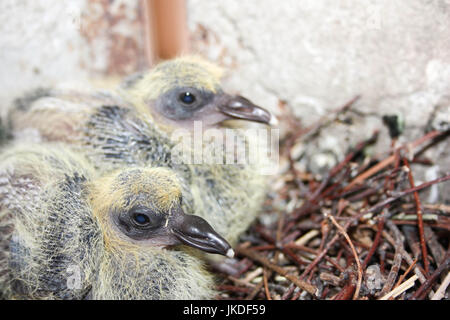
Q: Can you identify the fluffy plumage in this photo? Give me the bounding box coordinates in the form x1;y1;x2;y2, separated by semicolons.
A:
0;143;233;299
7;56;276;244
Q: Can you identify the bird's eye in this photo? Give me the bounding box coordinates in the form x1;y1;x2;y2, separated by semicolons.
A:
133;213;150;226
179;92;196;105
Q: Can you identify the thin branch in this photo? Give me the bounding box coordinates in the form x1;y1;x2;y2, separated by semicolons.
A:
403;157;429;274
431;272;450;300
379;221;404;296
379;275;418;300
411;252;450;300
327;213;362;300
236;245;318;297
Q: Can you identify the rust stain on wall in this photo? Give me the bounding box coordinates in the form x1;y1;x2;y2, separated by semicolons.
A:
189;23;237;70
80;0;148;77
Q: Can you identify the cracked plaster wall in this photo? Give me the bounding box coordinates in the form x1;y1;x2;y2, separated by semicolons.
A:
0;0;146;118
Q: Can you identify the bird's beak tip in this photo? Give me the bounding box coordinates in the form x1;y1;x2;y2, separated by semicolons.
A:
218;95;276;126
226;248;235;258
268;114;279;127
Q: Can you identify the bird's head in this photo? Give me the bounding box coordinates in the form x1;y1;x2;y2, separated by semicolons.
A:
121;56;277;132
89;167;234;257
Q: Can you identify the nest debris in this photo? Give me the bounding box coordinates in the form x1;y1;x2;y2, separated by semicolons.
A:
213;97;450;300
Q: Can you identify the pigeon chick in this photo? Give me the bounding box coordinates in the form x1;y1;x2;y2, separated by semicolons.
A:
7;56;277;244
0;143;233;299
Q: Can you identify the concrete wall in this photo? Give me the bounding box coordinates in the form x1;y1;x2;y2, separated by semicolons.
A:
187;0;449;194
188;0;450;125
0;0;146;117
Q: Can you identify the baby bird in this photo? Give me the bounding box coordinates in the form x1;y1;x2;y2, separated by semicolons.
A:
7;56;277;244
0;143;233;299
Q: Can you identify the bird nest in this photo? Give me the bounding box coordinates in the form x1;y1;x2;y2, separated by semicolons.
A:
213;97;449;300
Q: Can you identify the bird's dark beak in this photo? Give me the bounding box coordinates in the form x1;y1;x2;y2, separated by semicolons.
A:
217;94;278;126
169;207;234;257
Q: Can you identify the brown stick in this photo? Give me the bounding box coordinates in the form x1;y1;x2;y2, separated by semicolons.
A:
327;214;363;299
363;174;450;216
299;232;340;280
411;253;450;300
245;281;264;301
284;243;345;272
424;226;445;266
236;246;318;297
344;130;446;192
392;258;418;293
362;217;385;268
263;268;272;300
379;221;404;296
403;157;429;275
334;284;356;300
329;130;379;178
345;154;395;191
381;230;428;285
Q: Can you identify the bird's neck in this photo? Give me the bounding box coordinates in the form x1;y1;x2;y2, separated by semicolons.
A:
91;247;215;299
